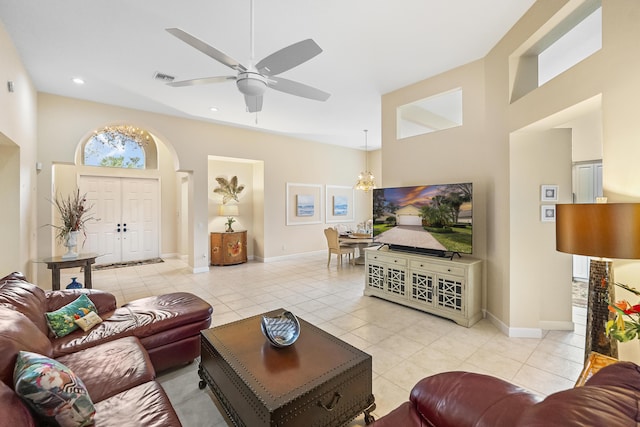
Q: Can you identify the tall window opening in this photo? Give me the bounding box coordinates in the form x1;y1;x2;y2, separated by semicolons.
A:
397;88;463;139
538;6;601;85
509;0;601;102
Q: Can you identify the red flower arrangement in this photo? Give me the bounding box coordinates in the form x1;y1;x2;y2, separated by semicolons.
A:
606;282;640;342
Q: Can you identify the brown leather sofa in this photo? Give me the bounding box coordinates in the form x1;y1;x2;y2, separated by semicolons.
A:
0;272;213;426
370;361;640;426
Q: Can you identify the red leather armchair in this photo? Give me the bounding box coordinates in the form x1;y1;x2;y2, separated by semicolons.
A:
371;362;640;426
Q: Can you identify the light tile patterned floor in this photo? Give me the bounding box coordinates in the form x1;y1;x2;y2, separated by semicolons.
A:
61;254;586;426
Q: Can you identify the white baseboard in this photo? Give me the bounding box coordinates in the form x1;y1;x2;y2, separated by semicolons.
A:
485;311;544;338
486;311;576;337
192;266;209;274
507;327;545;338
160;252;179;259
539;320;575;331
258;250;326;263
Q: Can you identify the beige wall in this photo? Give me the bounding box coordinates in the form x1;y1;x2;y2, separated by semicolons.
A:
0;20;38;279
565;109;603;162
381;0;640;333
382;58;490;312
208;157;260;260
34;93;371;276
509;129;573;333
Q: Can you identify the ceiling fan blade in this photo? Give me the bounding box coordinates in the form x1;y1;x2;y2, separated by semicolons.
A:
166;28;247;72
256;39;322;76
268;77;330;101
244;95;263;113
167;76;236;87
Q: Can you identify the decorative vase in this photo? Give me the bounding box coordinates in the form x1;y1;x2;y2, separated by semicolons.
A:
62;230;79;259
66;277;83;289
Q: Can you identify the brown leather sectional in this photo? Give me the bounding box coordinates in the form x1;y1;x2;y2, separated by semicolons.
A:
370;362;640;426
0;272;213;426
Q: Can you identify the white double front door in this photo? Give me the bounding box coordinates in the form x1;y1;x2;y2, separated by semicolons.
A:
80;176;159;265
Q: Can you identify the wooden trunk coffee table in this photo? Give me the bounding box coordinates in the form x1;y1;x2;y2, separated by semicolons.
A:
199;309;376;427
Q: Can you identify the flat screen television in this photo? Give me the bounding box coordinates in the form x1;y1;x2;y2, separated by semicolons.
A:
372;183;473;257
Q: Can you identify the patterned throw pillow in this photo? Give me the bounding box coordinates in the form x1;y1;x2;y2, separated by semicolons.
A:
74;310;103;332
13;351;95;427
45;294;97;338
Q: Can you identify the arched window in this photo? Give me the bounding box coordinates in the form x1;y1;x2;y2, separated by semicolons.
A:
84;125;151;169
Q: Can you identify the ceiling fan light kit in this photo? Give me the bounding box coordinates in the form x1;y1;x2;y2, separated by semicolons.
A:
166;0;329;113
236;72;267;97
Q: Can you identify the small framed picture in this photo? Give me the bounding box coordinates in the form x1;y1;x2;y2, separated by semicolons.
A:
541;185;558;202
541;205;556;222
286;183;322;226
325;185;355;223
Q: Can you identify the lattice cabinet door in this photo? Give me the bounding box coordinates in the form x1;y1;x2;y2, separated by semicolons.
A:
436;276;465;313
366;264;385;291
385;267;406;297
410;271;435;305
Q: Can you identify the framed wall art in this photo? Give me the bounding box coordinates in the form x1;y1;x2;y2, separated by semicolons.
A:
325;185;355;223
541;185;558;202
286;183;322;225
541;205;556;222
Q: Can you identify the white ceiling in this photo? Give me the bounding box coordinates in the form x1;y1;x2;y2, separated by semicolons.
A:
0;0;535;150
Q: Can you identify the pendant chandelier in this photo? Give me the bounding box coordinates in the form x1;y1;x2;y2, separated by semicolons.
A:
354;129;376;192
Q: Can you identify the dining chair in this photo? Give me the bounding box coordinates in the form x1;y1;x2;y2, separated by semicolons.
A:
323;227;355;266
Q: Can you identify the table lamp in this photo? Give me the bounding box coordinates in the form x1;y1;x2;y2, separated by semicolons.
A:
219;204;239;232
556;203;640;360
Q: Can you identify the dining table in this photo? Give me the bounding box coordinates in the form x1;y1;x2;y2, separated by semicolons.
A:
339;234;375;265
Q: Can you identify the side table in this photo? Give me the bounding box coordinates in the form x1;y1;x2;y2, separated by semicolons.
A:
39;253;99;291
574;351;618;387
210;231;247;266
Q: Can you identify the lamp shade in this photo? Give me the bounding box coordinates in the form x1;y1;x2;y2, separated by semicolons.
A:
218;204;239;217
556;203;640;259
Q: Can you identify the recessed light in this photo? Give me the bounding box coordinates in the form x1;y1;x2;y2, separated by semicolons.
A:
72;77;85;85
210;107;219;112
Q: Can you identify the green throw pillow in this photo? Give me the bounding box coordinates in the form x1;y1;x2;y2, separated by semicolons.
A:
13;351;95;427
45;294;97;338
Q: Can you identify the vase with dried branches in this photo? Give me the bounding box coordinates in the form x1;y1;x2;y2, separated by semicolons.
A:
50;189;94;258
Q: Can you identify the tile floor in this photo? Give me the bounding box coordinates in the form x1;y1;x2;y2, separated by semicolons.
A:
61;253;587;426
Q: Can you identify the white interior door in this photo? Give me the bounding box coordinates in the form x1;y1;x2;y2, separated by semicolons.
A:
572;161;603;281
80;176;159;264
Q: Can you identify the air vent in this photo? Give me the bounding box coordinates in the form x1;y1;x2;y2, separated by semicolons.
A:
153;72;175;82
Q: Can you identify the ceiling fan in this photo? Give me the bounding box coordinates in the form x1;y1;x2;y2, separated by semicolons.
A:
165;0;330;113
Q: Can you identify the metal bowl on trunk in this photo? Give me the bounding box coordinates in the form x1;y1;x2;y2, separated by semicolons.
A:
261;311;300;347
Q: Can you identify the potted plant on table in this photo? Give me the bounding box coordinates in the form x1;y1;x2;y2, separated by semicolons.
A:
214;176;244;233
51;189;94;259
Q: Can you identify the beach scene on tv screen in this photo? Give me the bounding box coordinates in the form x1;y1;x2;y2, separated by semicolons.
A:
373;183;473;254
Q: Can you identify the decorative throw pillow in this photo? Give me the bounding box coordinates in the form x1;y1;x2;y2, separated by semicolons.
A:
13;351;95;427
74;310;103;332
45;294;97;338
